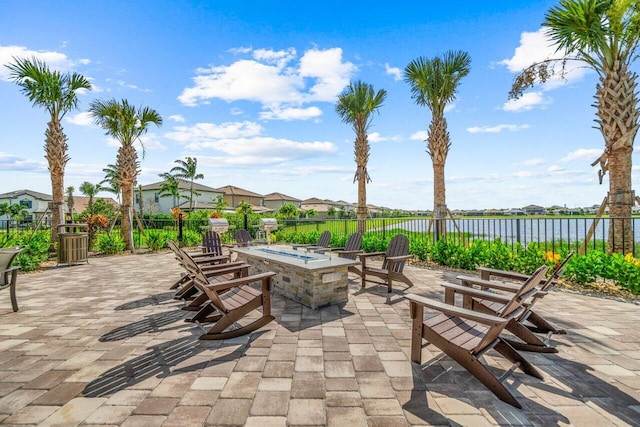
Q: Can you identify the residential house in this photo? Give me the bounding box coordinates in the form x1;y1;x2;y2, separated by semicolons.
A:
216;185;265;211
65;196;120;216
0;189;52;225
139;179;224;214
522;204;546;215
263;192;302;210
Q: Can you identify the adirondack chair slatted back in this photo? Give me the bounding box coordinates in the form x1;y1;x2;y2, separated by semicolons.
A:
545;251;574;290
235;229;252;246
202;231;223;256
182;250;227;312
0;247;23;287
340;232;362;260
498;265;548;318
317;231;331;248
381;234;410;273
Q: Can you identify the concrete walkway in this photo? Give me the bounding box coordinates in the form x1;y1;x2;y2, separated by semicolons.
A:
0;251;638;426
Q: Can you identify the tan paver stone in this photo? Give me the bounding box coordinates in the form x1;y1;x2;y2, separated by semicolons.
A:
55;350;105;369
2;404;58;424
250;391;290;416
352;355;385;372
31;382;85;406
258;377;292;391
295;355;324;372
191;376;228;390
23;369;73;389
219;372;261;399
363;398;404;416
263;361;295;377
326;377;359;391
83;404;135;424
297;346;323;356
367;415;410;427
291;373;325;399
235;355;268;372
162;405;211;426
150;371;199;397
381;360;413;377
178;390;219;406
288;398;326;425
120;414;166;426
591;364;637;377
268;343;297;361
326;406;367;426
132;396;179;415
105;389;150;406
39;397;106;426
356;373;396;399
244;415;288;427
326;391;361;407
206;398;252;425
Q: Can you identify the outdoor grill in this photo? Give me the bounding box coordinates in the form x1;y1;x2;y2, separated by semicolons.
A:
259;218;279;244
208;217;229;233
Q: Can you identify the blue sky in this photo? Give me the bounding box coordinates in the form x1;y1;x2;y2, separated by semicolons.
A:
1;0;638;210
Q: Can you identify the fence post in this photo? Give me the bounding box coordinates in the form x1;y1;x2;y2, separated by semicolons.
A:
178;213;183;247
516;218;521;245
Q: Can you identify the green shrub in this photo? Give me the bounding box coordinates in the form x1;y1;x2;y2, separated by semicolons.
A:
145;230;167;252
94;233;125;254
5;230;51;272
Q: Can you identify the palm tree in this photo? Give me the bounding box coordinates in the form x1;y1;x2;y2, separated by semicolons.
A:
79;181;101;215
6;57;92;246
88;98;162;252
404;51;471;240
335;80;387;234
170;157;204;211
100;164;121;203
509;0;640;254
158;172;182;208
277;203;299;219
66;186;75;215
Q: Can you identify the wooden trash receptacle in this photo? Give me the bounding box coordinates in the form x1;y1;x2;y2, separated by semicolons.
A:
57;224;89;266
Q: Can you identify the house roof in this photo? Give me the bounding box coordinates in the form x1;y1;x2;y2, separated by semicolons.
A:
301;197;327;204
263;192;301;202
65;196;120;214
216;185;264;198
522;204;544;210
0;189;52;201
141;178;220;193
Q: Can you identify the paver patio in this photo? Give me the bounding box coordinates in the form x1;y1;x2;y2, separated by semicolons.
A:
0;251;638;426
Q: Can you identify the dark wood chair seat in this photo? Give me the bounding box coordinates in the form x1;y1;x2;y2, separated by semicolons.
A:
359;234;413;293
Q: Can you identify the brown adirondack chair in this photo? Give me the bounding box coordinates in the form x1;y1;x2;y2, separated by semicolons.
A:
359;234;413;293
406;265;548;408
201;230;229;258
475;251;574;336
183;253;276;340
0;246;24;312
449;254;574;353
292;230;331;252
167;240;248;304
168;239;232;291
234;229;252;246
315;232;363;275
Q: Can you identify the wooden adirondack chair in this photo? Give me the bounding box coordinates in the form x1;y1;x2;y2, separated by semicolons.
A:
406;265;548;408
182;254;277;340
167;240;248;304
359;234;413;293
315;232;363;275
449;255;573;353
475;251;574;336
201;230;229;258
0;246;24;312
292;230;331;252
234;229;252;246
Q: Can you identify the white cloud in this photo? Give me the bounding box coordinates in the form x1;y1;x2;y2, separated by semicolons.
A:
521;158;544;166
104;133;165;152
66;111;93;126
178;47;356;121
499;28;591;92
385;63;402;81
410;131;429;141
168;114;186;123
262;165;353;176
368;132;401;143
0;44;77;80
561;148;602;162
467;124;530;133
0;152;46;172
502;91;551;112
165;121;263;143
259;106;322;121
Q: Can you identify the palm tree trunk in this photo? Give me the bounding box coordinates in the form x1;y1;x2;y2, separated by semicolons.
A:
45;118;69;248
120;183;134;252
428;115;450;240
596;62;639;254
357;171;367;234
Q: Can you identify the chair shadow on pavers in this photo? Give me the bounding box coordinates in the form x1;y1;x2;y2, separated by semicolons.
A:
114;291;177;310
83;333;256;397
99;310;190;342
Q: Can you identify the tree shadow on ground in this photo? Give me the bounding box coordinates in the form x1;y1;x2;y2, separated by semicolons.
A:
114;291;177;310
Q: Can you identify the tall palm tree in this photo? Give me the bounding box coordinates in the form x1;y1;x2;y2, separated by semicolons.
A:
158;172;182;208
509;0;640;254
335;80;387;234
66;186;75;215
6;57;92;246
79;181;101;215
100;164;121;203
170;157;204;211
89;99;162;252
404;51;471;240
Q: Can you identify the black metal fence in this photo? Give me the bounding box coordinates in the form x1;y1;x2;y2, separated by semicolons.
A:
3;216;639;255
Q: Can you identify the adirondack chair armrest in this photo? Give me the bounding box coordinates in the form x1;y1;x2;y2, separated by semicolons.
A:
441;283;515;303
204;272;277;293
201;263;249;278
456;275;522;293
405;294;507;327
336;249;363;256
386;254;413;262
478;267;530;282
358;252;385;260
